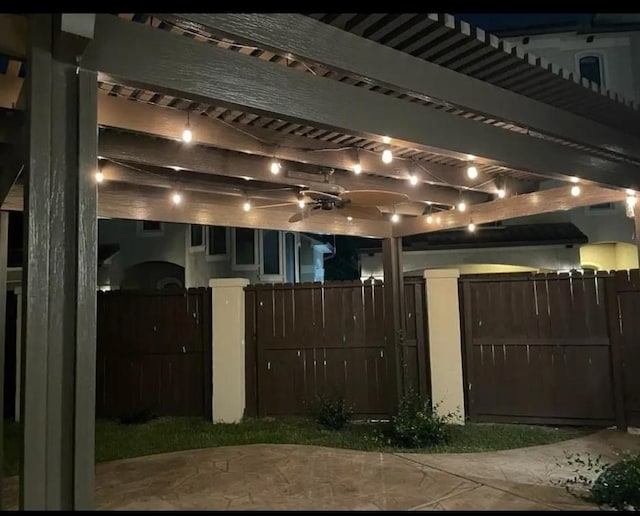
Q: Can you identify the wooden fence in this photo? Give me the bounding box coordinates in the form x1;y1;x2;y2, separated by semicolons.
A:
96;288;212;418
245;278;429;417
460;270;638;427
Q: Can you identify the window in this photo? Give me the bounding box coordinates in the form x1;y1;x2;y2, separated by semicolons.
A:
262;230;281;277
232;228;257;270
207;226;228;258
285;232;297;283
578;55;603;86
189;224;204;249
137;220;164;237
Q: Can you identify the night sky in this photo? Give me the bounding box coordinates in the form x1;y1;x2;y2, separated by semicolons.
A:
452;13;584;32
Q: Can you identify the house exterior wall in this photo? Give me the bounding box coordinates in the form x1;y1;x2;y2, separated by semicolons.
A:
360;244;581;280
502;31;640;103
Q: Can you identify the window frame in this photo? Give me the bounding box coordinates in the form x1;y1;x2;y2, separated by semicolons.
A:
188;224;205;253
231;227;259;271
259;229;285;282
575;52;606;89
136;220;164;238
205;226;230;262
283;231;300;284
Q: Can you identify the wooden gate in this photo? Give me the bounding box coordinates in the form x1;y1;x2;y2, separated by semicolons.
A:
460;272;620;426
245;279;429;417
96;288;212;418
610;270;640;426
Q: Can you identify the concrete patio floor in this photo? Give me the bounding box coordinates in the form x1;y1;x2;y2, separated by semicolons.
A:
3;429;639;510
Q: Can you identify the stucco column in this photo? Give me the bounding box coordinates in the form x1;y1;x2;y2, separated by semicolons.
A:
423;269;465;424
209;278;250;423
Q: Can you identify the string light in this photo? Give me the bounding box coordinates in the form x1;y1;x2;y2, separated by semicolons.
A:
347;216;353;221
626;194;637;218
436;215;441;224
353;162;362;175
298;199;306;209
571;185;581;197
95;170;104;183
382;148;393;164
391;212;400;223
182;111;192;143
409;174;418;186
172;192;182;205
497;188;506;198
468;221;476;232
467;165;478;179
458;200;467;212
426;214;433;224
242;200;251;212
270;159;281;174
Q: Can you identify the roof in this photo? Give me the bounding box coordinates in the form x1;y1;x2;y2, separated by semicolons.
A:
355;222;588;253
307;13;640;130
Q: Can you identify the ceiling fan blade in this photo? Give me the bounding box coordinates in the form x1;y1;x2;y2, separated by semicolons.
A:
301;190;342;202
288;205;320;223
339;205;383;220
341;190;410;206
254;202;297;210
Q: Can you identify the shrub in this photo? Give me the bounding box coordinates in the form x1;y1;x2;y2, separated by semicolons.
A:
313;393;353;430
590;454;640;510
554;451;640;510
388;390;452;448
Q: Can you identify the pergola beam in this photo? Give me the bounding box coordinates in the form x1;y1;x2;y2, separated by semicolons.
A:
172;13;640;160
97;129;477;207
393;185;627;237
0;14;27;59
2;181;390;238
79;14;640;191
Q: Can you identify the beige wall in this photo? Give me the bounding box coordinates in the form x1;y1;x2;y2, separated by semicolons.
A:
580;242;639;271
424;269;465;424
210;278;250;423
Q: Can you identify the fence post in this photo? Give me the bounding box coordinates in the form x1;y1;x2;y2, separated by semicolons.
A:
423;269;465;424
604;275;628;431
210;278;250;423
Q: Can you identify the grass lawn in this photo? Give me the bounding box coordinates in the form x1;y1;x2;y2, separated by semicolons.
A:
3;417;592;478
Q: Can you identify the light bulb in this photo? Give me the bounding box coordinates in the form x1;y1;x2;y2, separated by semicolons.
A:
391;213;400;223
298;199;306;209
347;216;353;221
243;200;251;212
353;163;362;175
467;165;478;179
497;188;506;199
270;160;281;174
571;185;581;197
426;215;433;224
172;192;182;205
626;188;635;196
468;222;476;232
436;215;441;224
409;174;418;186
182;126;192;143
458;201;467;212
95;170;104;183
626;195;637;217
382;149;393;164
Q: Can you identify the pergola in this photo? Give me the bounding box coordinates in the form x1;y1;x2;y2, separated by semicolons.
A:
0;12;639;510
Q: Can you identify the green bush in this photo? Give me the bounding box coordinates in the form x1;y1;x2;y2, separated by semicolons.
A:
313;393;353;430
388;390;452;448
590;455;640;510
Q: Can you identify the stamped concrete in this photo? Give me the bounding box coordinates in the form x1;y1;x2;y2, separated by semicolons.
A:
3;429;638;510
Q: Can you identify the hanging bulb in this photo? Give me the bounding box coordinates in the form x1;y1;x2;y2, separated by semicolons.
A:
270;159;281;174
436;215;441;224
426;214;433;224
571;185;581;197
467;165;478;179
95;170;104;183
626;189;635;196
391;213;400;223
468;222;476;232
382;148;393;164
409;174;419;186
626;195;637;218
172;192;182;205
182;111;193;143
458;201;467;212
298;199;306;209
497;188;506;199
242;200;251;212
347;216;353;221
353;162;362;175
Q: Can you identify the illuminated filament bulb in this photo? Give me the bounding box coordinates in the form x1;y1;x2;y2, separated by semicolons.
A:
409;174;418;186
571;185;581;197
426;214;433;224
353;162;362;175
270;160;281;174
172;192;182;205
467;165;478;179
95;170;104;183
243;200;251;212
298;199;306;209
468;222;476;232
382;148;393;164
458;201;467;212
391;213;400;223
497;188;506;199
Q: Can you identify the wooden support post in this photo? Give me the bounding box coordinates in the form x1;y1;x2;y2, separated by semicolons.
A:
0;211;8;509
382;237;406;410
20;14;98;510
604;274;628;431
